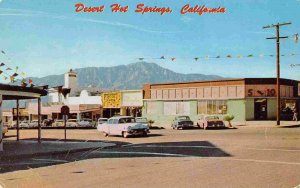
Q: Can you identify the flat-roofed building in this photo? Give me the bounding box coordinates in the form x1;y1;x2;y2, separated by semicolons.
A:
142;78;300;127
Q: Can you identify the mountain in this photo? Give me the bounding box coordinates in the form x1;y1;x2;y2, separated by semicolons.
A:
27;62;223;89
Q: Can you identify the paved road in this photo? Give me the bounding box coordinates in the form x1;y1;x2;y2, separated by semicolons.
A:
1;126;300;188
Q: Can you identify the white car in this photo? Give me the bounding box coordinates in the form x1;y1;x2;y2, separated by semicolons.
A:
19;120;30;129
53;119;64;127
78;119;93;128
135;117;149;127
28;120;39;128
66;119;78;127
97;118;108;125
97;116;150;138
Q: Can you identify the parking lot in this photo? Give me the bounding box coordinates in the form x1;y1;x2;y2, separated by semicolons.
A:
1;125;300;188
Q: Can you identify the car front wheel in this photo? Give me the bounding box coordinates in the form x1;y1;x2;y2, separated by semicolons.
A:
122;131;129;138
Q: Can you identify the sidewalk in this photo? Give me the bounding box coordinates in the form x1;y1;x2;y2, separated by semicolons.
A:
0;140;116;160
233;121;300;128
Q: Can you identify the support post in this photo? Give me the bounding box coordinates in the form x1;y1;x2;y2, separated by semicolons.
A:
38;97;41;143
16;99;19;141
263;22;291;126
0;95;3;151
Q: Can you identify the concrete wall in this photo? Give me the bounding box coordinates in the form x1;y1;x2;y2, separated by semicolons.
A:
227;99;246;122
267;98;276;120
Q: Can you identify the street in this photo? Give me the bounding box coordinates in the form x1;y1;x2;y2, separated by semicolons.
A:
1;125;300;188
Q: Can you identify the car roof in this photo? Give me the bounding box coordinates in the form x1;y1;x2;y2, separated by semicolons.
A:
109;116;134;120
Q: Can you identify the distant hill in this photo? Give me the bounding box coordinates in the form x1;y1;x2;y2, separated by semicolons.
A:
27;62;223;89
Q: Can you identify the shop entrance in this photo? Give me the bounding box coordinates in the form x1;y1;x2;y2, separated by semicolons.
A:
103;108;120;118
254;98;268;120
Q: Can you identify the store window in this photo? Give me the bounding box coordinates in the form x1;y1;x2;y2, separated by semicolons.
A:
198;100;227;115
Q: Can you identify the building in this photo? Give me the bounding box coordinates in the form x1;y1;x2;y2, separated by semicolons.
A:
142;78;300;126
28;69;102;121
102;90;143;118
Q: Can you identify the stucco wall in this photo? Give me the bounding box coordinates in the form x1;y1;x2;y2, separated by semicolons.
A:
227;99;246;122
267;98;276;120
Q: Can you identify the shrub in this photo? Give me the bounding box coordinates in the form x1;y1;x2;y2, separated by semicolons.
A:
148;120;155;127
223;115;234;127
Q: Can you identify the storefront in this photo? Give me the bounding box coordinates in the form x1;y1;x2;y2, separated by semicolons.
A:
142;78;300;126
102;90;143;118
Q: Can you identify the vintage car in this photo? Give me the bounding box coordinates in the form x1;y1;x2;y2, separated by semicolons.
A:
66;119;79;127
2;123;8;136
97;116;150;138
197;115;225;129
19;120;30;129
28;120;39;128
171;116;194;130
135;117;149;126
43;119;53;127
78;119;93;128
97;118;108;125
53;119;65;127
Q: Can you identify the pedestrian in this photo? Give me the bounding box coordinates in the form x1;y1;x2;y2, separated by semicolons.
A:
292;106;298;121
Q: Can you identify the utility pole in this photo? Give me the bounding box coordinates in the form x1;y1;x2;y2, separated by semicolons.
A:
263;22;291;126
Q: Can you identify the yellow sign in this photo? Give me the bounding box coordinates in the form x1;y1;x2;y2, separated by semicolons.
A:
102;92;121;108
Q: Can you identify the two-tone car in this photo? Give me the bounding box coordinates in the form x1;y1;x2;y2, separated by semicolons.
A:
97;116;150;138
197;115;225;129
171;116;194;130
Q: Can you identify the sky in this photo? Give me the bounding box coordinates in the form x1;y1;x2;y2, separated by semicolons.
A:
0;0;299;82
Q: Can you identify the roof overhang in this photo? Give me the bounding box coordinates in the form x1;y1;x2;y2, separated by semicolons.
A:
0;84;48;100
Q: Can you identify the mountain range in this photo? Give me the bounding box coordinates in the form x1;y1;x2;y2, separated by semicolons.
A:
26;62;223;89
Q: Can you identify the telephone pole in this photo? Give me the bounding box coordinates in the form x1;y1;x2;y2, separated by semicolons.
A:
263;22;291;126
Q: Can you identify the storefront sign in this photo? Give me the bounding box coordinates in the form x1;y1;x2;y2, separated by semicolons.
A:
102;92;121;108
246;85;293;97
122;91;143;107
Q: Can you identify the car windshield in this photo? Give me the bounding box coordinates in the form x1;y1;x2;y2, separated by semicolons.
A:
119;118;136;124
68;120;77;122
82;119;92;122
136;118;147;123
99;119;107;122
205;116;219;120
177;116;190;120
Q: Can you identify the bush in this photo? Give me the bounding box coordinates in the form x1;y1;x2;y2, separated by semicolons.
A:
223;115;234;127
148;120;155;127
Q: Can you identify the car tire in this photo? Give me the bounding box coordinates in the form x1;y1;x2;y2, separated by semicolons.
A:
122;131;129;138
142;131;148;137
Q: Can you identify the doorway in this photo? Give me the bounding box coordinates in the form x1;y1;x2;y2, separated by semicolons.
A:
254;98;268;120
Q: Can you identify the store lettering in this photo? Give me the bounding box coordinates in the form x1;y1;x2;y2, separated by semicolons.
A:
247;89;276;97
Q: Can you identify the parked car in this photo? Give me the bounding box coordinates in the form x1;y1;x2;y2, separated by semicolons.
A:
53;119;65;127
19;120;30;129
197;115;225;129
66;119;78;128
28;120;39;128
2;123;8;136
77;119;93;128
97;118;108;125
97;116;150;138
43;119;53;127
171;116;194;130
135;117;149;126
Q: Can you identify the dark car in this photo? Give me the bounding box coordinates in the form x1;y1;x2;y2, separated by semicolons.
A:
171;116;194;130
